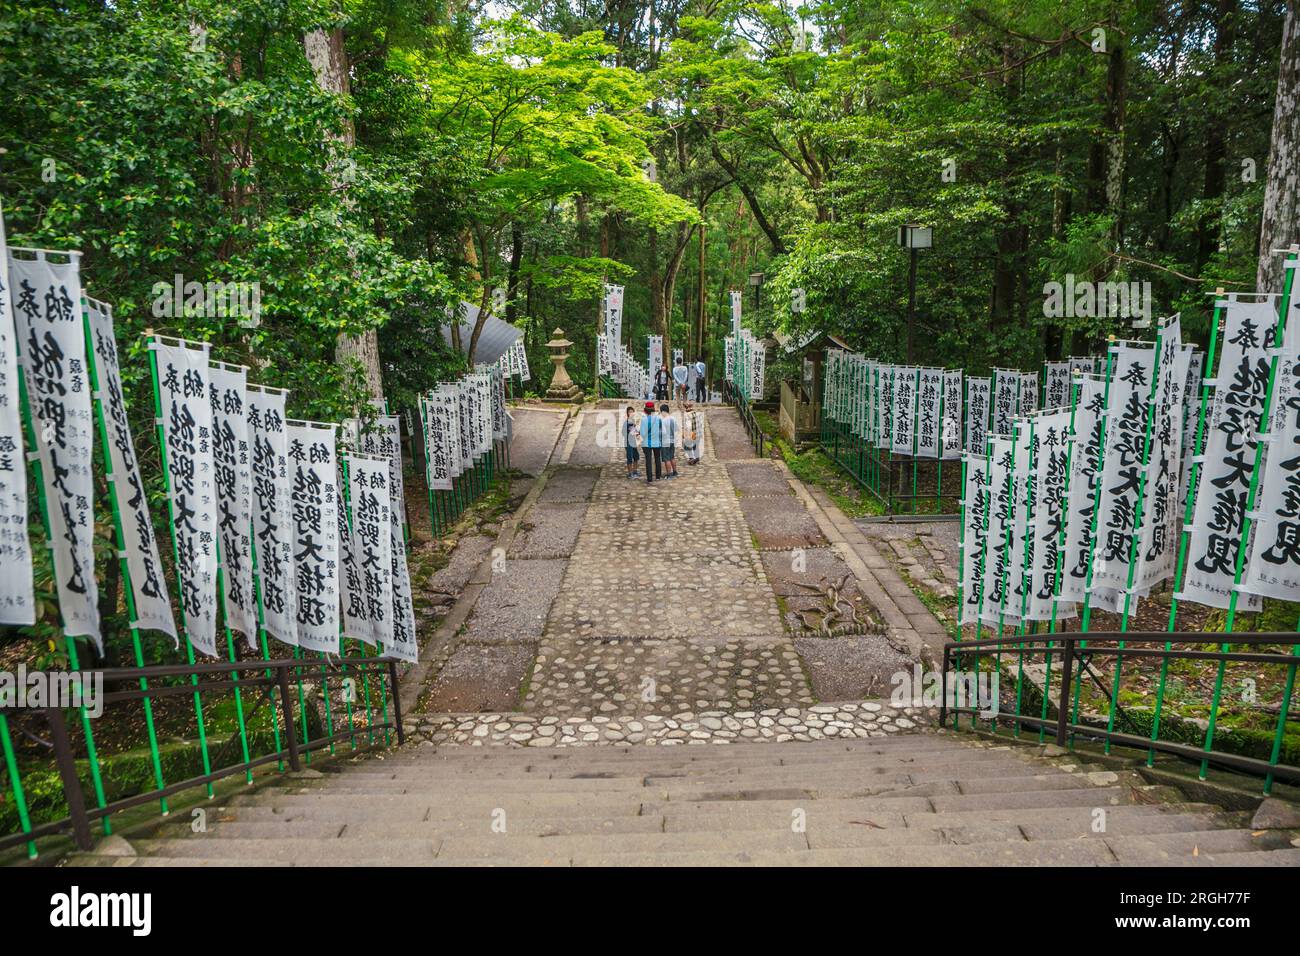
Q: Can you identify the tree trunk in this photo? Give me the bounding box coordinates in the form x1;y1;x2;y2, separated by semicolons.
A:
1196;0;1236;272
1258;0;1300;292
304;26;384;408
506;223;523;326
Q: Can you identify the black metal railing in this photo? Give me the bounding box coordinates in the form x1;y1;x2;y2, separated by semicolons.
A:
723;381;766;457
0;655;403;855
940;632;1300;789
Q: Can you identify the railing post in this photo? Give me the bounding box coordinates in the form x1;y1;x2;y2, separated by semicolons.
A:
1055;638;1075;747
389;660;406;745
939;644;950;728
277;665;302;771
46;706;93;852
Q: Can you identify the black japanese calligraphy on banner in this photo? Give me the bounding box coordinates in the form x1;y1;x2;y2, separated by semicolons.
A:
0;206;33;625
424;389;452;489
1020;372;1039;414
965;377;991;454
249;387;296;647
1091;343;1156;593
1180;297;1274;610
892;368;917;455
360;416;407;535
752;340;766;398
343;454;391;647
491;365;507;441
287;422;339;654
210;363;257;647
942;369;963;459
86;299;175;641
1242;295;1300;600
916;368;942;458
981;435;1020;626
881;365;896;450
1179;348;1206;512
993;370;1018;436
1044;362;1071;410
1010;420;1032;621
1135;320;1188;593
471;368;493;455
724;336;734;382
457;380;473;471
152;339;217;657
440;383;463;478
960;453;989;626
597;333;609;375
1059;376;1105;603
11;252;99;646
1026;410;1074;621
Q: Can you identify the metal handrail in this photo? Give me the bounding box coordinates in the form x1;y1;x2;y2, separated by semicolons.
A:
939;632;1300;787
0;654;404;855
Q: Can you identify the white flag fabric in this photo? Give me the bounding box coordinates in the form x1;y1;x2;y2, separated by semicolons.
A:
86;300;175;641
648;335;663;373
11;252;99;647
249;387;296;647
516;339;531;383
604;285;623;346
965;376;991;454
1179;297;1275;610
0;211;34;625
942;369;963;460
361;415;408;534
1241;298;1300;600
730;290;742;337
1090;342;1156;593
210;364;257;647
891;367;916;455
153;339;217;657
342;454;391;647
287;422;339;654
1179;349;1206;511
1024;410;1075;621
724;336;734;381
1009;420;1033;620
959;453;990;626
1059;377;1105;603
1044;362;1071;410
597;333;609;375
881;365;896;450
426;387;455;487
916;368;942;458
752;340;766;398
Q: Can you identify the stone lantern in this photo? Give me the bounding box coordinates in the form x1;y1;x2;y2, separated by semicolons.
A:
544;327;583;402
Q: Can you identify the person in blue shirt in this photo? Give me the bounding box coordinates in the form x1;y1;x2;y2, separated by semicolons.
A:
639;400;662;482
659;403;679;479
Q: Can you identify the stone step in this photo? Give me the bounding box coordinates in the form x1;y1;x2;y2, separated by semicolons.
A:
381;734;950;759
1145;848;1300;867
227;791;647;816
1101;828;1299;865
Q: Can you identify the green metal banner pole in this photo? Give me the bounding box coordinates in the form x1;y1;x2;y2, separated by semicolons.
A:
82;304;169;814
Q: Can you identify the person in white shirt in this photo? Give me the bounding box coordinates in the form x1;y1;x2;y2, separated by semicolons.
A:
659;403;679;479
694;358;707;402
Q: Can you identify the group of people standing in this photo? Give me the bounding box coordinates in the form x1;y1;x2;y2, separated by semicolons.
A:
654;357;708;403
624;401;702;483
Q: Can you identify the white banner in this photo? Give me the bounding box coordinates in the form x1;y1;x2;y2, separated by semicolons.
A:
1025;410;1075;621
981;436;1020;625
11;252;99;647
648;335;663;374
730;290;742;336
426;387;455;488
210;363;257;647
724;336;734;381
604;284;623;346
942;369;963;460
0;210;33;625
1044;362;1071;410
993;370;1017;435
1134;322;1189;593
752;340;766;398
249;387;296;647
892;367;916;455
387;495;418;664
1059;376;1105;603
361;415;408;534
1241;295;1300;600
960;452;990;626
881;365;896;450
597;333;609;375
153;339;217;657
343;454;392;647
916;367;942;459
287;422;339;654
1090;342;1156;593
965;376;990;454
1020;371;1039;413
1179;297;1275;610
86;299;174;640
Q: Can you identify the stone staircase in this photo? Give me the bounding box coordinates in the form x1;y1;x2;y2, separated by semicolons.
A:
66;731;1300;866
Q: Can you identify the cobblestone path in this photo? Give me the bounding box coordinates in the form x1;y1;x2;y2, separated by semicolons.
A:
415;403;928;746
